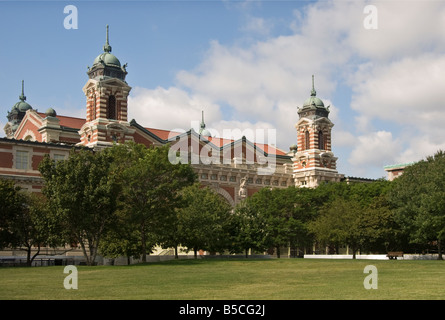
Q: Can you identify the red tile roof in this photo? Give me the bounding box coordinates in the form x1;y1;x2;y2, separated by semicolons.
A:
144;127;287;156
37;112;86;129
144;127;182;140
34;112;288;156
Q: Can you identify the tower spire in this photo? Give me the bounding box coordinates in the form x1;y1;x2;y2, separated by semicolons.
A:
199;110;211;136
200;110;206;132
103;25;112;53
311;74;316;97
19;80;26;101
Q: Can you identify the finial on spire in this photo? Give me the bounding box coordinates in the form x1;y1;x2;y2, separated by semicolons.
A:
199;110;211;137
311;74;316;97
103;24;112;53
19;80;26;101
200;110;206;130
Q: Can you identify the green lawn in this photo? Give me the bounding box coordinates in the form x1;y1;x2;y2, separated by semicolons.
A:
0;258;444;300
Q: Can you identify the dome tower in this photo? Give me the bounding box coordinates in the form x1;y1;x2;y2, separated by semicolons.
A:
292;75;343;187
79;25;134;149
5;80;33;138
87;25;128;82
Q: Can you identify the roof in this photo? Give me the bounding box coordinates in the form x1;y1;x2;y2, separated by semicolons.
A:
0;136;84;150
13;100;32;113
302;96;325;108
93;52;121;68
254;142;287;156
144;127;182;141
383;162;415;170
37;112;86;130
17;112;289;158
57;115;86;130
142;125;288;157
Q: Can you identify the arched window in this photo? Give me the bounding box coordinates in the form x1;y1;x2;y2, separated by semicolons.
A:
107;95;116;120
305;130;310;150
92;94;96;120
318;130;324;150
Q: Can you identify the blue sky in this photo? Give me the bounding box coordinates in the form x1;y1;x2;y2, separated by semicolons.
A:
2;0;445;179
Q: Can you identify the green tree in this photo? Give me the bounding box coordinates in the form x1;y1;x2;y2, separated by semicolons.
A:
0;179;24;249
361;194;399;253
310;197;363;258
39;148;120;265
238;187;314;258
233;199;269;257
0;180;57;266
109;143;196;262
310;180;396;257
177;184;232;258
389;151;445;259
288;187;319;256
11;193;56;266
98;208;142;265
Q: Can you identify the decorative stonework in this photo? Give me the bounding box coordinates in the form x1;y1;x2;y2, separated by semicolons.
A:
292;76;344;188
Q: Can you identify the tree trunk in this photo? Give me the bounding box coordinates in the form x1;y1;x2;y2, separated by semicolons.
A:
30;246;40;266
79;237;91;265
88;239;98;266
175;246;179;259
26;245;32;267
245;248;249;258
438;240;443;260
276;246;281;258
194;247;198;259
141;223;147;263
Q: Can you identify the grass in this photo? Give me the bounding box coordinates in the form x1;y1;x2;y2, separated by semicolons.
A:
1;258;445;300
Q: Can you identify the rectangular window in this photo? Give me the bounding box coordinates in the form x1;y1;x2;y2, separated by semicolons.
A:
16;150;29;170
54;154;66;162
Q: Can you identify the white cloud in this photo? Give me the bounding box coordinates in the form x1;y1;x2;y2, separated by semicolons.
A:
127;86;221;132
396;135;445;165
349;131;402;172
349;53;445;167
209;119;277;143
240;15;273;37
351;54;445;125
348;1;445;61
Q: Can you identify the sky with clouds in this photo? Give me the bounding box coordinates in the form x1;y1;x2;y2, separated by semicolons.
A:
1;0;445;179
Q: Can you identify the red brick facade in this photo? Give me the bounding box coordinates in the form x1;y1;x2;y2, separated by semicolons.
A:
1;33;327;205
0;138;72;192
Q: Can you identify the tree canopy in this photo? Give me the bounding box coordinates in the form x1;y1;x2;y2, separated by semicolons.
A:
389;150;445;259
108;142;197;261
0;179;56;265
39;147;121;265
3;143;444;264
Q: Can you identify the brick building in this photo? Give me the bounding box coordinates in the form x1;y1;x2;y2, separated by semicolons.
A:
2;26;345;206
0;26;354;262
